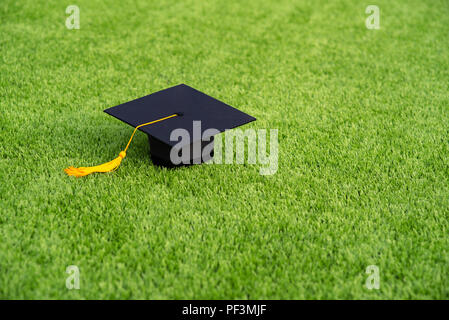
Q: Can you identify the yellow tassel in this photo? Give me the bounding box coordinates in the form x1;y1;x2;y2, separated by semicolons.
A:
64;151;126;177
64;114;178;177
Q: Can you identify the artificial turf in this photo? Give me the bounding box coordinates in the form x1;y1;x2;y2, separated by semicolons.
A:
1;0;448;299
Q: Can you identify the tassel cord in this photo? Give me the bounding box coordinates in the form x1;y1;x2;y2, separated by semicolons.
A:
64;114;178;177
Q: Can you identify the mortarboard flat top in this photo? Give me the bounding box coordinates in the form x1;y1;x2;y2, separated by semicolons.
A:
104;84;256;166
104;84;255;147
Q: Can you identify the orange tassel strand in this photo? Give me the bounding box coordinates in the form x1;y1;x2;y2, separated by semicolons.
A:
64;114;178;177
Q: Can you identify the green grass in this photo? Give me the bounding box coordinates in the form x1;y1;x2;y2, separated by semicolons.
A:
1;0;448;299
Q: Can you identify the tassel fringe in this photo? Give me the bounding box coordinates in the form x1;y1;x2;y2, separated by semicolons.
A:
64;151;126;177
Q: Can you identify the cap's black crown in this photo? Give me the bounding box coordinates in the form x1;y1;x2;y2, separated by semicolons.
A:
104;84;256;167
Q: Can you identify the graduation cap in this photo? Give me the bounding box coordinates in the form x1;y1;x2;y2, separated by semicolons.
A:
64;84;256;177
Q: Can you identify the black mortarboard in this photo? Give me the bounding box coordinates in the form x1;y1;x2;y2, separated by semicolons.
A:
103;84;256;167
